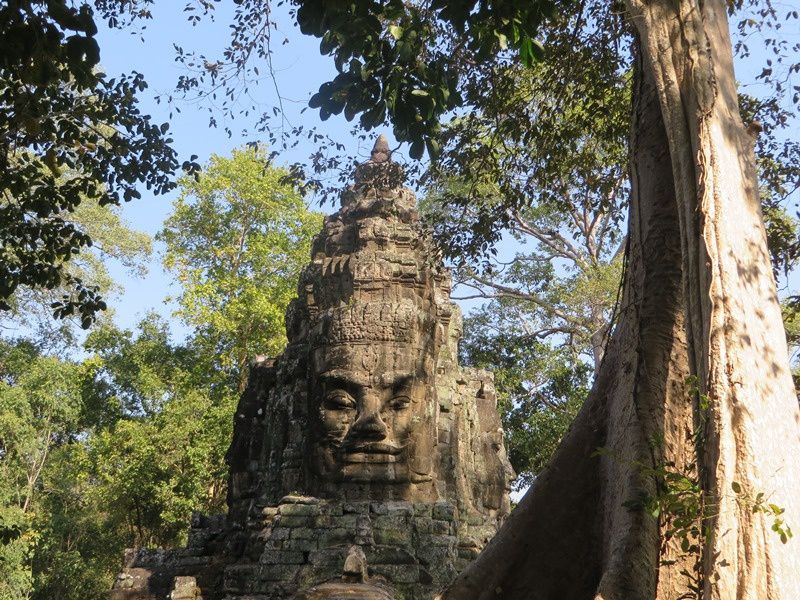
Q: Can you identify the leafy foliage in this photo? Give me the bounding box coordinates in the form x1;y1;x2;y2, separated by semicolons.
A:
0;337;90;598
0;315;240;599
0;0;196;326
460;307;590;486
421;5;629;259
296;0;563;158
418;22;629;368
1;199;152;346
85;318;234;548
160;146;323;389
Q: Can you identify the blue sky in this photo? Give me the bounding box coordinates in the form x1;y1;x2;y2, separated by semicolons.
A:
95;2;388;335
92;4;798;340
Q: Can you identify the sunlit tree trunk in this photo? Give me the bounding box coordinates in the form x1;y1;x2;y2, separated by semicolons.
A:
442;0;800;595
441;43;693;600
627;0;800;596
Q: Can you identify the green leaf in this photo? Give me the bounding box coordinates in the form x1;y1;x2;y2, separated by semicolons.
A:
409;139;425;159
425;138;441;159
388;25;403;40
309;93;323;109
519;36;534;68
531;39;545;61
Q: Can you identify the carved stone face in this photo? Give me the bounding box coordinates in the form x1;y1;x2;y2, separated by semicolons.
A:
469;393;516;513
477;428;515;512
309;343;434;487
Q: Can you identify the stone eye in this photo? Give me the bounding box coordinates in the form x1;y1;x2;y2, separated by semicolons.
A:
389;395;410;410
324;391;356;410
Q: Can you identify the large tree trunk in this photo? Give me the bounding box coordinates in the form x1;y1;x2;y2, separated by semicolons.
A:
442;0;800;597
441;46;694;600
627;0;800;596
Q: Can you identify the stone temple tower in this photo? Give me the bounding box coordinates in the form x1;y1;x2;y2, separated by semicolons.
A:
111;137;514;600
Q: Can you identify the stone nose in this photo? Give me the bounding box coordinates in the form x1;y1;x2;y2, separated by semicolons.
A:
350;395;388;440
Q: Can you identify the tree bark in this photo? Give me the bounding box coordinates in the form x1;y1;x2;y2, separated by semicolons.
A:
441;46;693;600
442;0;800;597
626;0;800;596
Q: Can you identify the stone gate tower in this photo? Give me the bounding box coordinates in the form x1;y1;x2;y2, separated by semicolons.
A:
111;137;514;600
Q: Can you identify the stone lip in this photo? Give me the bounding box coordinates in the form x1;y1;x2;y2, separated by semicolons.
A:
295;581;396;600
340;442;403;458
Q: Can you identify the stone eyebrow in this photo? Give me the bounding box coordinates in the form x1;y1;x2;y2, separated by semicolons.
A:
319;371;413;388
320;370;369;387
378;372;414;388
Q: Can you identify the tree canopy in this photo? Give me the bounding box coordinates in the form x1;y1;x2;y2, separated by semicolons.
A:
1;1;799;598
160;146;323;389
0;143;322;599
0;0;196;326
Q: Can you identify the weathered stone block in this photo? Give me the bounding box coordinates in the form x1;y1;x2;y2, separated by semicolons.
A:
261;506;279;518
343;502;370;514
412;517;434;534
263;538;284;551
260;549;306;565
275;515;310;527
416;544;455;570
267;526;291;540
372;515;409;530
465;514;489;526
289;527;317;540
458;546;480;561
258;563;300;582
312;512;359;529
384;501;414;516
280;494;320;505
365;545;416;565
279;503;320;516
170;576;200;599
369;564;420;584
432;502;455;521
311;514;334;528
370;502;389;515
317;527;352;546
425;534;457;547
308;546;349;566
285;538;318;552
335;513;361;528
372;527;411;546
412;503;432;517
430;519;453;535
318;502;344;517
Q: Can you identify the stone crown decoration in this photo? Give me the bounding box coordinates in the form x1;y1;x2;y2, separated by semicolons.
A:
111;136;514;600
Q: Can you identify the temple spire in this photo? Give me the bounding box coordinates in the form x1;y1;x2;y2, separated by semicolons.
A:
370;134;391;163
353;133;403;189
